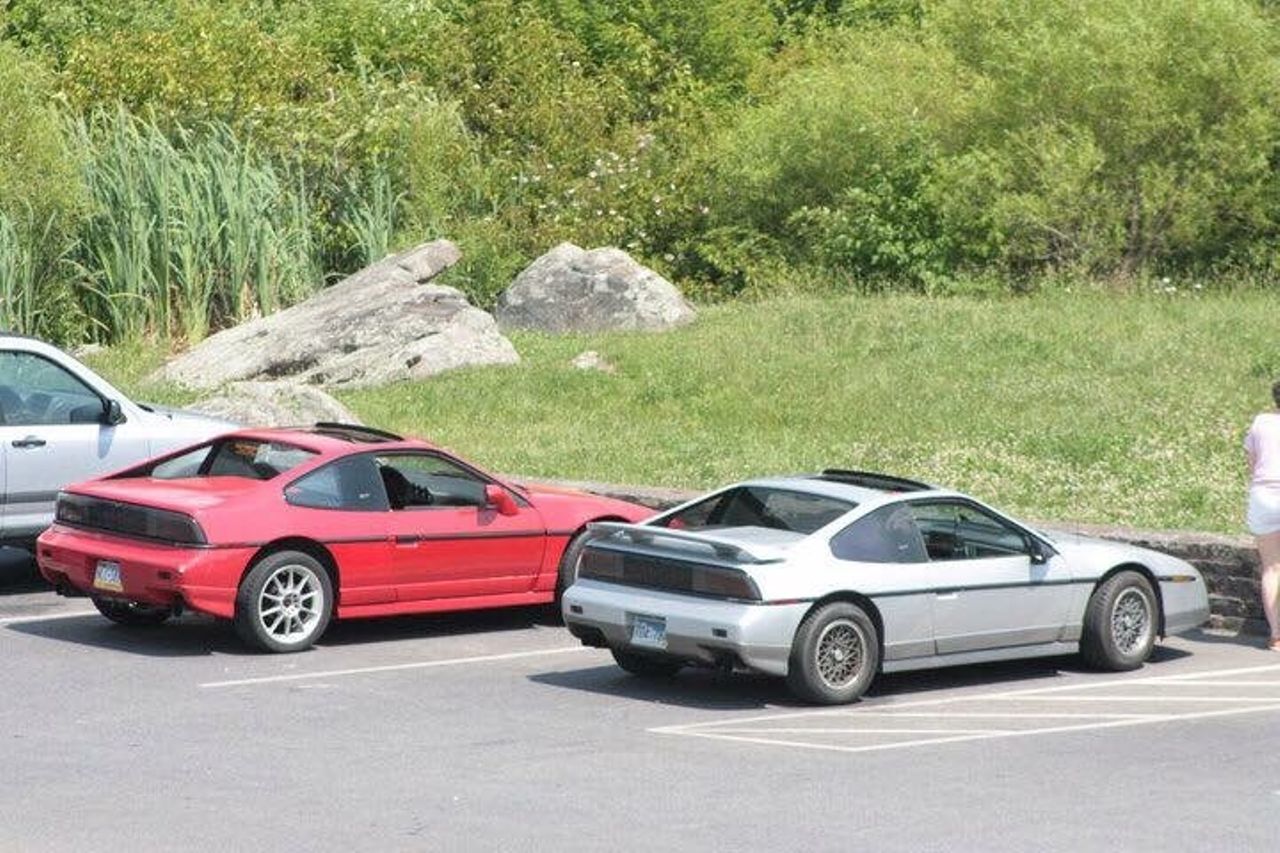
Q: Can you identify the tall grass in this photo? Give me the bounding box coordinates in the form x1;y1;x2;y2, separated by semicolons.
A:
69;108;324;343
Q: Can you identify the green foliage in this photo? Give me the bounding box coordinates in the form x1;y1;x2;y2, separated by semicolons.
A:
0;41;83;230
698;0;1280;291
71;109;320;343
5;0;1280;340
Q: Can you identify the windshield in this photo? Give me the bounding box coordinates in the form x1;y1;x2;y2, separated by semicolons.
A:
657;486;854;535
137;439;317;481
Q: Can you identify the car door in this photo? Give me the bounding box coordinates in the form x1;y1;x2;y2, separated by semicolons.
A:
0;349;148;538
283;454;398;607
376;452;547;601
828;503;937;661
909;500;1075;654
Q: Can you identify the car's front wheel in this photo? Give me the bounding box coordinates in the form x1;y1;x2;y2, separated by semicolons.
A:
786;601;880;705
234;551;333;653
611;647;683;678
1081;570;1158;671
91;596;171;627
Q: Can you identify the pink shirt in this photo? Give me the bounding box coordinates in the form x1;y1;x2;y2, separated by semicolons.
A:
1245;412;1280;487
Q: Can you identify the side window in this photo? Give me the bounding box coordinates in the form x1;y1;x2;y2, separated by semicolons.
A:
908;502;1030;561
830;505;928;563
0;351;103;426
376;453;488;510
286;456;389;511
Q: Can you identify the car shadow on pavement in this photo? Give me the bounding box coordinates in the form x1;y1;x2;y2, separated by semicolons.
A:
5;613;246;657
7;604;559;658
316;606;555;647
0;546;43;592
532;643;1196;710
529;664;798;710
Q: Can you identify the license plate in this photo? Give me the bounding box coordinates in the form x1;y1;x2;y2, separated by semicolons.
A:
93;560;123;593
630;615;667;649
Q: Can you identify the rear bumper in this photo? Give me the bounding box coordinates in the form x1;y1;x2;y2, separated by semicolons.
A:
37;524;252;619
562;579;806;677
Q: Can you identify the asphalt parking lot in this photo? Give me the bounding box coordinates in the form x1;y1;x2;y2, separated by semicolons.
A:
4;568;1280;852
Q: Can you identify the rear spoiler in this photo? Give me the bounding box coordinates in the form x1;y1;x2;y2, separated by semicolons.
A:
584;521;785;565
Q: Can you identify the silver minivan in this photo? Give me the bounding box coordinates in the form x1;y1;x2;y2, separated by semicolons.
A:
0;335;231;544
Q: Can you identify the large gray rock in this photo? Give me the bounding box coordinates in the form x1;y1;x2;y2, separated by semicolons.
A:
495;243;696;333
188;382;361;428
153;240;519;389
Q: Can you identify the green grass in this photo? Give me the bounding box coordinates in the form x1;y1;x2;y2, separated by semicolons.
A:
89;291;1280;534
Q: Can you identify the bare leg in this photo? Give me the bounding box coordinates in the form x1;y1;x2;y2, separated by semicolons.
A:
1257;531;1280;645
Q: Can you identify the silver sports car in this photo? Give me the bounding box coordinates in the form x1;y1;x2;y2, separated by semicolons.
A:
561;470;1210;705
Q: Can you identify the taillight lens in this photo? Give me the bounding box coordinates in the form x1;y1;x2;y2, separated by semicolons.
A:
55;493;207;545
691;568;761;601
578;546;624;582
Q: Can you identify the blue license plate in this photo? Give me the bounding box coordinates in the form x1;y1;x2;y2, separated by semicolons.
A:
630;615;667;649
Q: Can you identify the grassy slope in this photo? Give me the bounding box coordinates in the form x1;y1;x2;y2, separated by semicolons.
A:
89;292;1279;533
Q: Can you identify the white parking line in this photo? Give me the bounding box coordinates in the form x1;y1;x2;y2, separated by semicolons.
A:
655;703;1280;755
199;645;595;688
652;661;1280;754
0;609;96;626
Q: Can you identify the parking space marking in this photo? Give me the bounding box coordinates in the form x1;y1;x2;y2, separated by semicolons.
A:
655;703;1280;755
199;645;594;688
652;661;1280;755
0;609;97;626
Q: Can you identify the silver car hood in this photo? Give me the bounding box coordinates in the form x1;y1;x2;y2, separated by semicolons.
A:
143;403;238;428
1041;529;1179;571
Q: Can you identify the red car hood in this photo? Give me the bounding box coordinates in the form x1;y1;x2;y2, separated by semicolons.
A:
66;476;268;515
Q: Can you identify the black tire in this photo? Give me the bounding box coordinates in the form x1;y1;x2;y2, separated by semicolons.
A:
91;596;171;627
786;601;880;705
1081;570;1158;671
234;550;333;653
555;532;593;603
611;647;683;678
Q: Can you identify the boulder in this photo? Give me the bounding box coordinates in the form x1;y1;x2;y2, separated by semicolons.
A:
495;243;696;333
188;381;361;428
153;239;519;389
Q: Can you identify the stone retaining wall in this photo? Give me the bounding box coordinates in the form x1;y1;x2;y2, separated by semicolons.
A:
546;479;1266;635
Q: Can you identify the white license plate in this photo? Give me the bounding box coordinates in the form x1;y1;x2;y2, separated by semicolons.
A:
630;615;667;649
93;560;123;593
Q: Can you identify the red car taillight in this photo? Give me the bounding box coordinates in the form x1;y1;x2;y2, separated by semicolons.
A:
55;492;207;546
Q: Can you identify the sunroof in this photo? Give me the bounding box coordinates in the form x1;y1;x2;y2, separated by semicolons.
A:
308;422;404;443
812;469;933;492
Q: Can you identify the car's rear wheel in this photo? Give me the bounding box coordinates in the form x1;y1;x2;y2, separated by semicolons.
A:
611;647;683;678
91;596;171;627
786;601;879;705
1081;570;1158;671
234;551;333;653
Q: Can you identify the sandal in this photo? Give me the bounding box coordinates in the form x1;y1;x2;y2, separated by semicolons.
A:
1268;638;1280;652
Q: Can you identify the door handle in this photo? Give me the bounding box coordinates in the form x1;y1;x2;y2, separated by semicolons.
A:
11;436;46;449
934;591;959;601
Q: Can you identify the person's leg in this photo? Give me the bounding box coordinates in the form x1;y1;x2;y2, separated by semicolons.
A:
1257;531;1280;645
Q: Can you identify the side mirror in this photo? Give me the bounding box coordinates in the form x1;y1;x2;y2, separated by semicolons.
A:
102;399;126;426
1029;538;1048;565
484;484;519;516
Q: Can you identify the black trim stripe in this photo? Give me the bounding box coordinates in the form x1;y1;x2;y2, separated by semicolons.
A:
4;490;61;505
870;577;1098;599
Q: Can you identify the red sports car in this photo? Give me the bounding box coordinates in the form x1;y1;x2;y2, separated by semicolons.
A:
37;423;653;652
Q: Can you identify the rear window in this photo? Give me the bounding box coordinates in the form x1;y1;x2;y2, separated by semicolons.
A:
141;439;317;481
657;486;854;535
